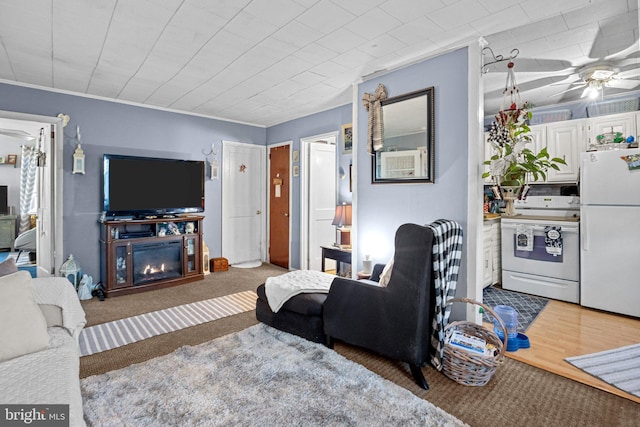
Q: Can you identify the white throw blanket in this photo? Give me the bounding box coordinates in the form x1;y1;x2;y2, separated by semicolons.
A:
265;270;335;313
32;277;87;342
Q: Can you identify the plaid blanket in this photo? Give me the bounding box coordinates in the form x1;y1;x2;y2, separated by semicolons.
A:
427;219;463;370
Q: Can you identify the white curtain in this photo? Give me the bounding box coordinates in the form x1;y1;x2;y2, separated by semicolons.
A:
19;145;38;233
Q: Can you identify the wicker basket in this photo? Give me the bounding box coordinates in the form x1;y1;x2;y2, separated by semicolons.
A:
441;297;506;386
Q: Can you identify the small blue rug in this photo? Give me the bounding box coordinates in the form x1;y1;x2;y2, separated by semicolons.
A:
482;286;549;332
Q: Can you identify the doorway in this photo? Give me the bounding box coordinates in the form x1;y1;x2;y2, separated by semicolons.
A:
300;132;337;271
268;143;291;269
221;141;266;265
0;112;63;276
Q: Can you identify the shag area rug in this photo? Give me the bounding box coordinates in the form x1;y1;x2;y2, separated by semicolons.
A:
81;324;467;426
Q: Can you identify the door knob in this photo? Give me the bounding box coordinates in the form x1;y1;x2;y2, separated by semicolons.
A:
256;210;261;215
284;213;289;217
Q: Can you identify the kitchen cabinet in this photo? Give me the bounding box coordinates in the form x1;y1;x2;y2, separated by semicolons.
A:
587;112;635;147
542;120;585;182
483;218;501;288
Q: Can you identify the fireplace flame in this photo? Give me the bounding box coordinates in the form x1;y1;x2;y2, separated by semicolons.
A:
143;264;166;275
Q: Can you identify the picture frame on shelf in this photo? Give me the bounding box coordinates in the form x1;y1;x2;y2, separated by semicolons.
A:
341;123;353;154
7;154;17;165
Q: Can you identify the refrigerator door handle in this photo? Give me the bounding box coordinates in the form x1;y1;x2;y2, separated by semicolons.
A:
582;210;588;251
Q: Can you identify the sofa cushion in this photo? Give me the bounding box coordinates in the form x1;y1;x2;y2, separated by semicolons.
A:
378;257;394;287
0;271;50;362
257;283;326;316
0;257;18;277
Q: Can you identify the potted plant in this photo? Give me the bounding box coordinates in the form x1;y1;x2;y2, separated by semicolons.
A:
482;102;566;215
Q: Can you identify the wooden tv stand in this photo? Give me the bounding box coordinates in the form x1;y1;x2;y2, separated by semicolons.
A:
99;215;204;297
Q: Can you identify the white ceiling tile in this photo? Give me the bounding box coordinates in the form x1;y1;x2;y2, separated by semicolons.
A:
293;42;339;66
428;0;490;29
357;35;407;59
316;29;367;55
509;16;569;45
188;0;250;21
379;0;447;23
332;0;386;16
296;1;356;35
470;6;529;36
519;0;597;22
272;20;323;48
244;0;306;27
348;7;402;40
225;11;279;43
562;0;629;29
388;16;445;45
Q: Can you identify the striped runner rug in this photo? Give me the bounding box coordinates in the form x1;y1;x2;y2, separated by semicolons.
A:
79;290;257;357
565;343;640;398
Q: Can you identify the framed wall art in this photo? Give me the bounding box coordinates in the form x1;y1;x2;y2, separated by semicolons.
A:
341;123;353;154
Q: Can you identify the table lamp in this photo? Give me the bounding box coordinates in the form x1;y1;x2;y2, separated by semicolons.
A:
331;203;352;249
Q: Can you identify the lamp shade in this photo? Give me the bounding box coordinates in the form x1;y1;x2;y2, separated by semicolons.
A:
331;204;352;227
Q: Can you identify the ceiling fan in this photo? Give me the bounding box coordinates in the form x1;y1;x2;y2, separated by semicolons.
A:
551;62;640;99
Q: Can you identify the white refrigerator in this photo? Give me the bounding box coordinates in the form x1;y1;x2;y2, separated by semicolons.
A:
580;148;640;317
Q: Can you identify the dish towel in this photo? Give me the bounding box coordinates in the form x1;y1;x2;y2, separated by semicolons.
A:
516;224;534;251
427;219;464;371
544;226;563;256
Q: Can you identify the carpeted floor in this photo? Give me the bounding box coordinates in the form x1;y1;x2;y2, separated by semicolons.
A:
80;265;640;427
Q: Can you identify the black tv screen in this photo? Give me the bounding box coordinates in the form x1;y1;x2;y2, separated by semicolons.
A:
103;154;204;218
0;186;7;215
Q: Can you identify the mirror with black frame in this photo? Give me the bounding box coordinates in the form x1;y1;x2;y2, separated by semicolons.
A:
372;87;435;183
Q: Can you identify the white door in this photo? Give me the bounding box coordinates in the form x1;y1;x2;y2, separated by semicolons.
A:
222;141;265;265
308;142;336;271
36;124;55;276
544;120;584;182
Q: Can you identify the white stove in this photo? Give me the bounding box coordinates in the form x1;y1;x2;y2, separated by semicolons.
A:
500;195;580;303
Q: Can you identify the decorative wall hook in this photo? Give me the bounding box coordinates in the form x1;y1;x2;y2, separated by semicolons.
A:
481;47;519;73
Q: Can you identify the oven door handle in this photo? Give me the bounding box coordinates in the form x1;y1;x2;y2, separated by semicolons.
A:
502;223;579;233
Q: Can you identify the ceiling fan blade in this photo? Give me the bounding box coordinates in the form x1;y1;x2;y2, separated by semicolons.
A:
589;18;636;60
0;129;36;141
616;68;640;79
549;84;586;97
607;79;640;90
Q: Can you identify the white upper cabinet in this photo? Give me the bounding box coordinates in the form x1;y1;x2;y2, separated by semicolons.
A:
543;120;585;183
587;112;636;147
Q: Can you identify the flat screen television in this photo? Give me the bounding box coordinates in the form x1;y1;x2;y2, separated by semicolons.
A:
103;154;204;218
0;186;7;215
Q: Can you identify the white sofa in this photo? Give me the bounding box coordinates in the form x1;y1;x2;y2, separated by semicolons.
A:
0;273;87;427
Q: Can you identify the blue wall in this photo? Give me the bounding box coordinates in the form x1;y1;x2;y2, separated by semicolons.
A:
356;47;470;295
0;43;468;284
0;83;265;278
266;104;352;269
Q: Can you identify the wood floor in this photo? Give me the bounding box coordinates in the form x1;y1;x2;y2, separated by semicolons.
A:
487;300;640;403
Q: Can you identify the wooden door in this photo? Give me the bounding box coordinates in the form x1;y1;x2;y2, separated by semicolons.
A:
269;145;290;268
